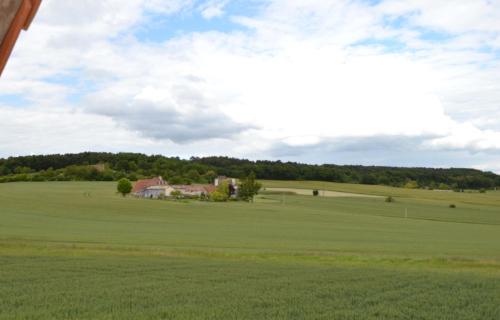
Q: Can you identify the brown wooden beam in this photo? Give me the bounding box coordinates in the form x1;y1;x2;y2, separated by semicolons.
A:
23;0;41;30
0;0;41;77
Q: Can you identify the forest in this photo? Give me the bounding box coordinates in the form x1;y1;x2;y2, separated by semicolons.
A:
0;152;498;190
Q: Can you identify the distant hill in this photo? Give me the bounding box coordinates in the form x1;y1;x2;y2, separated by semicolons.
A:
0;152;498;190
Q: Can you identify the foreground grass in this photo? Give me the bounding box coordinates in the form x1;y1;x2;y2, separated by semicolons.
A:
0;182;499;319
1;255;499;320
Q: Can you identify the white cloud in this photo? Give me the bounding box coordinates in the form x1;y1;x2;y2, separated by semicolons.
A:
199;0;229;19
0;106;147;155
144;0;195;15
0;0;499;172
379;0;500;34
426;123;500;152
83;84;253;143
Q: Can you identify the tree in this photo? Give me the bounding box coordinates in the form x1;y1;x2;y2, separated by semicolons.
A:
14;166;32;174
217;180;231;198
170;190;183;199
210;191;228;202
1;152;499;190
168;176;185;185
0;165;9;175
238;172;262;202
115;160;130;172
117;178;132;197
203;170;218;183
361;174;378;185
438;183;450;190
404;180;418;189
186;169;201;182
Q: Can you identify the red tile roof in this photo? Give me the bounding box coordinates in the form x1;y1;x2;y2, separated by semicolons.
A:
132;177;166;193
204;185;217;193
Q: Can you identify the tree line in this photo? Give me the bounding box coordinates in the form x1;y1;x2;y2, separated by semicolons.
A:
0;152;498;190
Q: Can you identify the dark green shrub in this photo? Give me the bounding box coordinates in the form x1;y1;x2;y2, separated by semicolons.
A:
31;175;46;182
170;190;183;199
313;190;319;196
449;204;456;208
385;196;395;203
117;178;132;197
210;191;228;202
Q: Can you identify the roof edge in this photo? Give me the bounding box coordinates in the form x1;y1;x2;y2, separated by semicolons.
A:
0;0;33;76
23;0;41;30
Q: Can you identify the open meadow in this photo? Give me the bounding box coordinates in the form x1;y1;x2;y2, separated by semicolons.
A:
0;181;499;319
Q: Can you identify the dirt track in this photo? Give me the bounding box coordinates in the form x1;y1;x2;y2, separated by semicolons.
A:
265;188;382;198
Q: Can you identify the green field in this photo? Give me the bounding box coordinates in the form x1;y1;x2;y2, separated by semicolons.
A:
262;180;500;206
1;181;499;319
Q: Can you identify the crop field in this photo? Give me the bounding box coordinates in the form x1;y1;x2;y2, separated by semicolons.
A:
261;180;500;206
0;181;499;319
262;187;382;198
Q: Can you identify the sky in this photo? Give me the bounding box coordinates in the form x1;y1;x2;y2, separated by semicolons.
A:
1;0;500;172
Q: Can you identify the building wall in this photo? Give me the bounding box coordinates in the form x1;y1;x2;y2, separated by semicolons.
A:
214;177;237;187
162;186;176;196
134;185;176;199
140;189;164;199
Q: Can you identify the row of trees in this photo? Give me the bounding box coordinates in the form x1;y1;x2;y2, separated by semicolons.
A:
1;152;499;190
193;157;500;190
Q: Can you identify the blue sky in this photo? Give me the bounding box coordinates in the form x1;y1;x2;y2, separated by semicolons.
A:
134;0;262;41
1;0;500;172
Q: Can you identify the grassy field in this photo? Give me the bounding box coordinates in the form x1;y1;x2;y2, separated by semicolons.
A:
0;181;499;319
261;179;500;206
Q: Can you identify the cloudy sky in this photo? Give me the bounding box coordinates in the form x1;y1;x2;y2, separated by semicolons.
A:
1;0;500;172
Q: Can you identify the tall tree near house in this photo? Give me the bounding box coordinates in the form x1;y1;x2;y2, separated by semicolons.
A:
117;178;132;197
216;180;231;198
238;172;262;202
